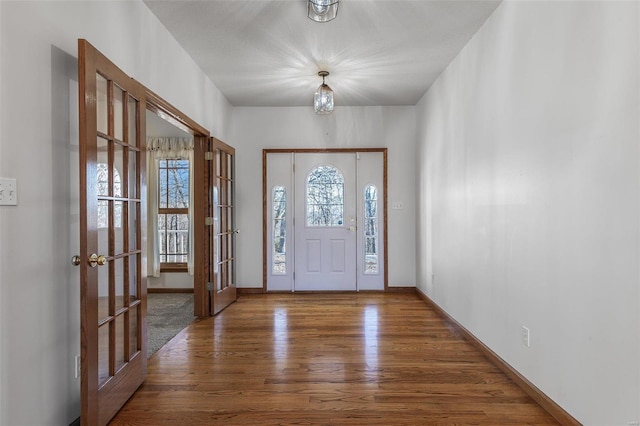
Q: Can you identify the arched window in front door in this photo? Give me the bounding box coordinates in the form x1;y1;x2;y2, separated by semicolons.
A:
306;165;344;226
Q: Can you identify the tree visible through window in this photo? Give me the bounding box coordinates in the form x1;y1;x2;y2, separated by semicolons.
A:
364;185;379;274
272;186;286;274
306;165;344;226
158;159;189;268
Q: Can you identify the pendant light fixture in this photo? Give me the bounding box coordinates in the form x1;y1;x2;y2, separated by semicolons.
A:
308;0;339;23
314;71;334;114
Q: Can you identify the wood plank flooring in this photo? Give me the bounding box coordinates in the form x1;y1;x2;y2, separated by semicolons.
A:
109;293;559;425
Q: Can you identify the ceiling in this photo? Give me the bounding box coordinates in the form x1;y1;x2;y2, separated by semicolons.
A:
146;109;193;138
143;0;501;107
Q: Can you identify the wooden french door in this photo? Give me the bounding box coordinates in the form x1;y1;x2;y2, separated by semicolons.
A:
207;138;237;314
78;39;147;426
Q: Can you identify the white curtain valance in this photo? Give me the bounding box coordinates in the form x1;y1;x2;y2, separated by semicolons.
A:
147;137;194;159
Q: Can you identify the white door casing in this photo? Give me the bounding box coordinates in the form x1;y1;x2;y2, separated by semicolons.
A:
265;150;385;292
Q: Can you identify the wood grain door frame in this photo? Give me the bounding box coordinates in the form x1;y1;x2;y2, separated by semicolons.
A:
262;148;388;292
145;92;237;317
144;88;211;318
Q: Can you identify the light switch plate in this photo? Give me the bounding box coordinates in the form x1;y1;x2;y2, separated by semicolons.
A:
0;178;18;205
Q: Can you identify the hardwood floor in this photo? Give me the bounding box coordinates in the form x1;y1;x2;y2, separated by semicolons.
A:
109;293;559;425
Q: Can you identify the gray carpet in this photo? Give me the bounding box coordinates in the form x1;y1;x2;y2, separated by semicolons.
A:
147;293;195;357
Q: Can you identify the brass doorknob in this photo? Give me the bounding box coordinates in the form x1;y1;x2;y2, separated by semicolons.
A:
71;255;81;266
88;253;108;267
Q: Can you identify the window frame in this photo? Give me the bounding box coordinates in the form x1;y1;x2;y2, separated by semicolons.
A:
305;165;345;227
272;185;287;275
157;158;190;273
97;163;122;229
363;184;379;275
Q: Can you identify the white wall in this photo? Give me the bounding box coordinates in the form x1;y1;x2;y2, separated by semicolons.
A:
416;2;639;425
231;106;416;289
0;1;231;424
148;273;193;290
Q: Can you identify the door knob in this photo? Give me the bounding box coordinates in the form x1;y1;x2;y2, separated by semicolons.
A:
88;253;108;267
348;226;356;232
71;255;81;266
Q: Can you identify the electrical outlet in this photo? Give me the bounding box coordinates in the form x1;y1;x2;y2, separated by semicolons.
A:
391;201;404;210
521;326;530;347
0;178;17;206
74;355;81;379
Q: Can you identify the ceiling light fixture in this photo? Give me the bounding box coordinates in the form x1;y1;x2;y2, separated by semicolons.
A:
314;71;334;114
307;0;339;23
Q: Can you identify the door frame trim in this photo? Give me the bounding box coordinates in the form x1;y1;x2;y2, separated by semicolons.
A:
262;148;388;292
144;88;211;318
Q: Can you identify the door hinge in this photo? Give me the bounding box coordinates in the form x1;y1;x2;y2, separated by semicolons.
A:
205;217;214;226
206;282;213;291
205;151;214;161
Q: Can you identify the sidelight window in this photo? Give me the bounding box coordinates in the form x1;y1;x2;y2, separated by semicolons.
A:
364;185;379;274
272;186;287;274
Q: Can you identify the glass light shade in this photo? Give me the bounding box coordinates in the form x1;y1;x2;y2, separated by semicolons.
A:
314;83;334;114
308;0;339;22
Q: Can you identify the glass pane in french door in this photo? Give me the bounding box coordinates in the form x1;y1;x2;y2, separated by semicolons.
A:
98;324;109;387
94;71;143;389
217;150;234;291
115;313;126;373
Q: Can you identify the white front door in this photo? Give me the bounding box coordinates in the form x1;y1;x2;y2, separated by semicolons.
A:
294;153;357;291
265;150;385;292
